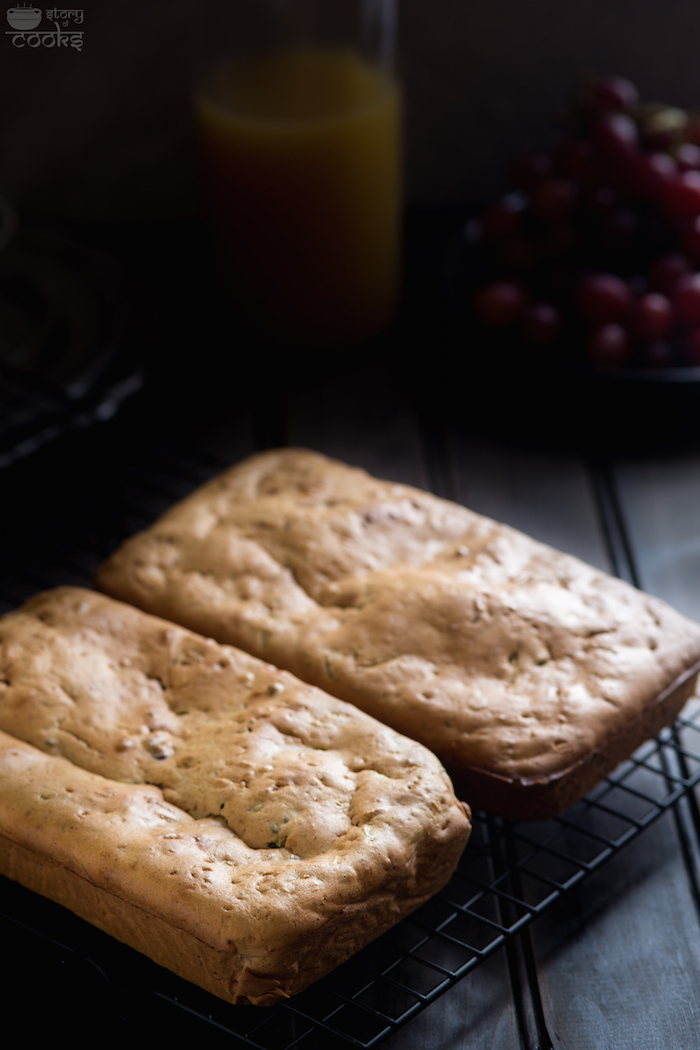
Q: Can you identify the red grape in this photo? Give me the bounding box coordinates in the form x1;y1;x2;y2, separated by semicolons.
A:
676;142;700;171
577;273;631;324
468;79;700;372
640;106;688;151
587;323;630;366
630;293;673;339
673;272;700;324
592;76;639;112
649;252;692;295
663;169;700;219
630;152;676;200
522;303;561;346
593;113;639;164
474;282;526;326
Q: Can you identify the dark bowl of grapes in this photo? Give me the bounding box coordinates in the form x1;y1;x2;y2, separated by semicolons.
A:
450;75;700;454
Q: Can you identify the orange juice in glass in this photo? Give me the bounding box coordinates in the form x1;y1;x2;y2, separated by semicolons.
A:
195;0;401;347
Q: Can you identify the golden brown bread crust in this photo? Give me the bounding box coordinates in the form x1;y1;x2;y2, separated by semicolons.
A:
95;447;700;820
0;587;470;1005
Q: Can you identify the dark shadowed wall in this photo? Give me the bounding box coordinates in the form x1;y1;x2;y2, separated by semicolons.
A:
1;0;699;218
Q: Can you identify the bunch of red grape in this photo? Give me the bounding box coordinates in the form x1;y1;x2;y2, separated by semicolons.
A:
469;76;700;368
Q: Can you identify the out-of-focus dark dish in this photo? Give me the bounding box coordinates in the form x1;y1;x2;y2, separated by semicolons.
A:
0;214;142;469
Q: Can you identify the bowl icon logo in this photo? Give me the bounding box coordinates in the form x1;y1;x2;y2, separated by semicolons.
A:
6;5;42;29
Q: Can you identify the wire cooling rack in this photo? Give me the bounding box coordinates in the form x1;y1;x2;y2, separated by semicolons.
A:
1;442;700;1048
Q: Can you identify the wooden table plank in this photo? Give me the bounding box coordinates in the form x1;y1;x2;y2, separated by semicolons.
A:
447;434;611;572
382;951;521;1050
611;451;700;620
610;447;700;1035
285;369;430;487
532;805;700;1049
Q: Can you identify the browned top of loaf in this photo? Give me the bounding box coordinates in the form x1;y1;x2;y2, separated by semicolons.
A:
0;587;470;998
96;448;700;787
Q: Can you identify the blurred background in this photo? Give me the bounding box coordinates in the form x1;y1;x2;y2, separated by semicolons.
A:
3;0;700;459
2;0;700;219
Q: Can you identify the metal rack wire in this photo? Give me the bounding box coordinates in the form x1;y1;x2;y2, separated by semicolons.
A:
1;443;700;1049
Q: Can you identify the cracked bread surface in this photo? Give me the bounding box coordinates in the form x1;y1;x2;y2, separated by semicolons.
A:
95;448;700;819
0;587;470;1005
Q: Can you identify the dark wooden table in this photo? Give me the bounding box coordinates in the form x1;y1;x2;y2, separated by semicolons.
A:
1;218;700;1047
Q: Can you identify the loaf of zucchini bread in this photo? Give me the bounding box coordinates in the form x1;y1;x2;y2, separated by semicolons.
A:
96;448;700;820
0;587;470;1005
